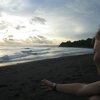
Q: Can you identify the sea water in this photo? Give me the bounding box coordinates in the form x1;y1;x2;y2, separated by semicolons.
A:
0;45;93;66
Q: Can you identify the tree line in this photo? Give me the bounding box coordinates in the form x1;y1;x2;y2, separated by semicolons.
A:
59;38;94;48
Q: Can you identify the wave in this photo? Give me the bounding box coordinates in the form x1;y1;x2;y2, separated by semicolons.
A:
0;46;93;65
0;55;10;62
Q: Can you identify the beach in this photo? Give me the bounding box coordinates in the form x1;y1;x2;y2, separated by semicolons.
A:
0;54;99;100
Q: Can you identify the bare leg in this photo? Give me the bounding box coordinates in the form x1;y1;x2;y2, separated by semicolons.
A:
89;96;100;100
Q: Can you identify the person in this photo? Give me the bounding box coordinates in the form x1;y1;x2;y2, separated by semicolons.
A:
41;29;100;100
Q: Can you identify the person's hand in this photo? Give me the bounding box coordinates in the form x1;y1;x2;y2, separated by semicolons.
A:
41;79;56;91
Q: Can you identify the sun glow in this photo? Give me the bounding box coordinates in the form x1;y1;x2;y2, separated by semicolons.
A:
0;12;52;42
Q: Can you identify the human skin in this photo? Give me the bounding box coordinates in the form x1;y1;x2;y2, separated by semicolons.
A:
94;40;100;75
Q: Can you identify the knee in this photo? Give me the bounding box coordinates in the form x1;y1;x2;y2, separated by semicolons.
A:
89;96;100;100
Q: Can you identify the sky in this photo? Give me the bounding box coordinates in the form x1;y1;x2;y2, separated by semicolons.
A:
0;0;100;45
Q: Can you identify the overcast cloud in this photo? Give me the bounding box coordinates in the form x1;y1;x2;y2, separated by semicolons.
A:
0;0;100;44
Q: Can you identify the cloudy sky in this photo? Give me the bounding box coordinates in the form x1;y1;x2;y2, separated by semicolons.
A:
0;0;100;45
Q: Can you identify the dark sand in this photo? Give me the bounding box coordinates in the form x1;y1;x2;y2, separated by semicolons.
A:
0;54;99;100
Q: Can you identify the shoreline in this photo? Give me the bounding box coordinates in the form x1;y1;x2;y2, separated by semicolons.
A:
0;53;93;68
0;54;99;100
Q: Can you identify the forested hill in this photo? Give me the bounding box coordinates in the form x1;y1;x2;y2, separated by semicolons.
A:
59;38;94;48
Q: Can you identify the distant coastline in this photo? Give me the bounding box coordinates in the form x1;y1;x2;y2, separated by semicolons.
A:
59;38;94;48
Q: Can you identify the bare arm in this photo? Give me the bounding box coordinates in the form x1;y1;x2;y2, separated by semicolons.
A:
41;79;100;96
56;81;100;96
56;83;86;96
78;81;100;96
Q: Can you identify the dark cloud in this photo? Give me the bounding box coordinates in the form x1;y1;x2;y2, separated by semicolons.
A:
15;25;26;30
32;29;39;32
37;35;46;39
31;17;46;24
3;35;14;43
2;35;23;45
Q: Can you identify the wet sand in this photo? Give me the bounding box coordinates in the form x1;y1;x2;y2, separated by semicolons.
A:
0;54;99;100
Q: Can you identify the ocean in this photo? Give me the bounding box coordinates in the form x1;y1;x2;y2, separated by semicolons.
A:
0;45;93;66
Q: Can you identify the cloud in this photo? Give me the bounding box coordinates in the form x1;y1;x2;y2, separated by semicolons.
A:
32;29;39;32
0;0;29;15
0;0;100;44
3;35;14;42
2;34;24;45
2;35;20;44
31;17;46;25
0;21;8;30
15;25;26;30
26;35;52;44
